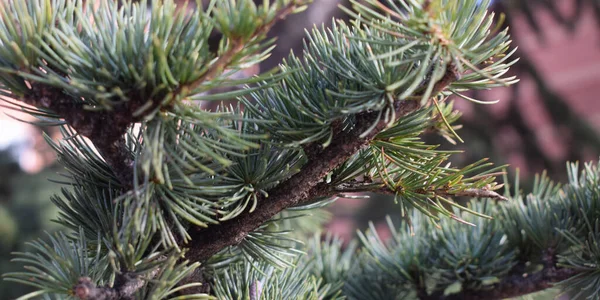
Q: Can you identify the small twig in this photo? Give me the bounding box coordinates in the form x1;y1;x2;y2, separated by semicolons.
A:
334;181;507;201
183;39;246;94
22;84;135;188
73;270;160;300
468;267;577;300
74;277;118;300
438;188;508;201
181;0;303;95
432;266;578;300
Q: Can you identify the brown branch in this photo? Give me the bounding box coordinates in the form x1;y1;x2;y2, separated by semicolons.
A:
416;243;577;299
418;266;578;300
437;188;507;201
22;84;135;187
74;277;118;300
73;271;159;300
184;66;460;263
333;181;507;201
462;267;577;300
182;0;305;94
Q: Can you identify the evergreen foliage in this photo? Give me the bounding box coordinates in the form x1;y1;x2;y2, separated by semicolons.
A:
0;0;596;299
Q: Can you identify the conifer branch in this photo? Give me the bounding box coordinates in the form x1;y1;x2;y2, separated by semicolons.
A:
185;65;460;263
461;266;577;300
21;83;134;187
4;2;551;299
333;184;508;202
73;271;159;300
418;264;578;300
74;278;117;300
12;1;306;189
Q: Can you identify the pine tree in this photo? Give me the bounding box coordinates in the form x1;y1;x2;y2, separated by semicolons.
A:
1;0;598;299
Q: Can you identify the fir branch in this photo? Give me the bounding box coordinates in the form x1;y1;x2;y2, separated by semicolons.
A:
10;1;306;188
74;277;118;300
334;184;508;202
72;269;173;300
465;266;578;300
21;83;134;187
185;66;459;263
437;188;507;201
73;274;150;300
431;247;572;299
419;266;578;300
72;272;154;300
73;260;205;300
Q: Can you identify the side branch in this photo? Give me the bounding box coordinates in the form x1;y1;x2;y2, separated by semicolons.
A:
185;66;460;262
183;0;305;93
461;267;577;300
333;184;508;201
73;272;158;300
23;84;135;187
418;265;578;300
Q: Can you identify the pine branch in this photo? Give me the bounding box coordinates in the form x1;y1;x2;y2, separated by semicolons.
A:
184;65;460;263
73;271;160;300
418;265;578;300
74;278;117;300
462;267;577;300
13;1;305;188
430;248;572;299
332;182;508;201
21;83;135;187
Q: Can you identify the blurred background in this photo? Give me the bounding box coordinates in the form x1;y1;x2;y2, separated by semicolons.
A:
0;0;598;298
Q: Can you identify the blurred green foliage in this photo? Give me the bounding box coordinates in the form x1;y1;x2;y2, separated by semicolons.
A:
0;149;62;299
